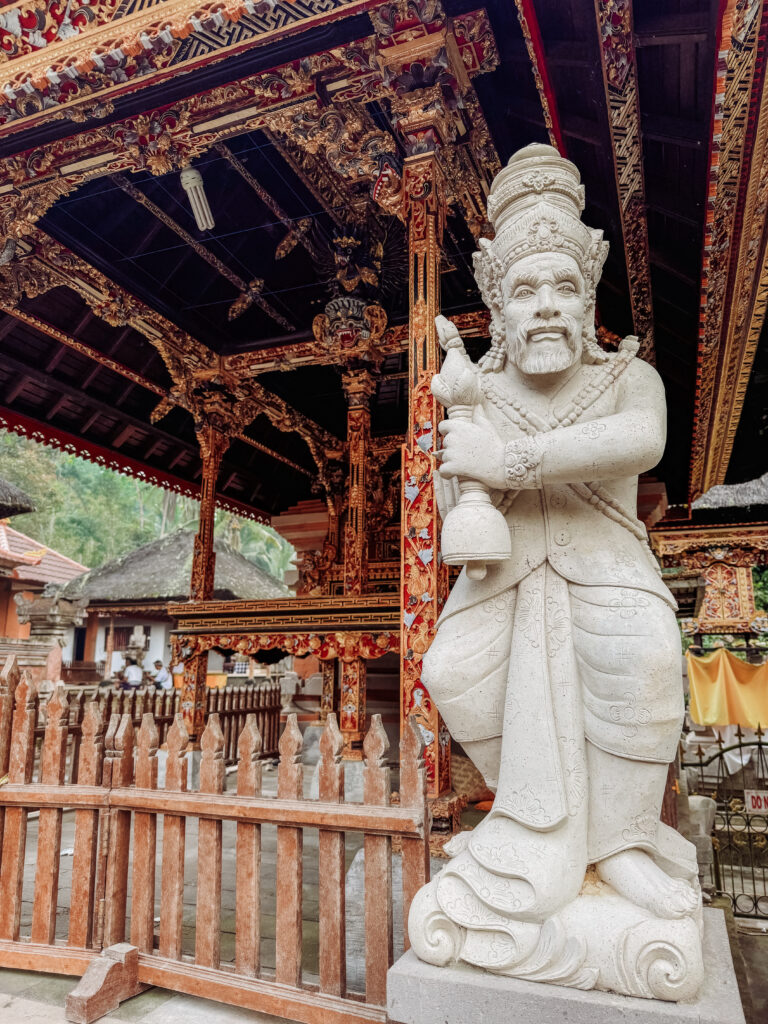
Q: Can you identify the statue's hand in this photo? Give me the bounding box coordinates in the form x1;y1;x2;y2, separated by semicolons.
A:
435;314;464;352
438;410;506;490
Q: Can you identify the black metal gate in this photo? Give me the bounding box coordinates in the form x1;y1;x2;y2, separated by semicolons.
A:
683;729;768;918
684;733;768;917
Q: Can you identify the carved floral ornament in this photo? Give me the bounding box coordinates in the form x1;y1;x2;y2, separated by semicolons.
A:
650;528;768;569
171;630;399;663
0;1;496;141
0;7;498;209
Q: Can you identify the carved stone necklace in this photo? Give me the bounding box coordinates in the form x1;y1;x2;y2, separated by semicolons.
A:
481;342;646;542
480;340;638;435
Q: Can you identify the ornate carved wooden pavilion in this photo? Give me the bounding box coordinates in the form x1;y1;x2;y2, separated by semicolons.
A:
0;0;767;796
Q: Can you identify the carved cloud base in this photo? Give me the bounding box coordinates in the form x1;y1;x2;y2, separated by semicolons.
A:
390;907;744;1024
407;871;706;1003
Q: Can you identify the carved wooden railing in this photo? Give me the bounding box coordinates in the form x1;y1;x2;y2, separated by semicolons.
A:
0;656;430;1024
61;662;106;685
31;681;282;781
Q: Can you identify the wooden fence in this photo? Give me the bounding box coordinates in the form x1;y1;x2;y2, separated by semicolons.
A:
32;681;281;782
0;656;430;1024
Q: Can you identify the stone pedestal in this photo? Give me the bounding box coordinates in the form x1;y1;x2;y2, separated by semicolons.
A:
387;908;745;1024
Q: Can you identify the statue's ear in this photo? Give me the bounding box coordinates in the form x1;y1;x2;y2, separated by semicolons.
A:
472;243;504;323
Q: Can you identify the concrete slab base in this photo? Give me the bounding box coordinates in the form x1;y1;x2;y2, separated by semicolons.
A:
387;908;745;1024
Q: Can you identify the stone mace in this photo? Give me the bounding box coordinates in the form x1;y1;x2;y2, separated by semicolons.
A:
431;315;511;580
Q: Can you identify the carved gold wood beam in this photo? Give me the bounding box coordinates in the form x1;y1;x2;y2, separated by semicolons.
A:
0;301;165;397
222;310;491;375
689;1;768;500
111;173;295;330
0;300;314;476
592;0;655;363
649;522;768;567
0;0;381;99
0;10;498;244
511;0;566;151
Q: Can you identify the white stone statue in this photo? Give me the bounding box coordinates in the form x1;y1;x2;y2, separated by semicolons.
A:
408;144;703;1002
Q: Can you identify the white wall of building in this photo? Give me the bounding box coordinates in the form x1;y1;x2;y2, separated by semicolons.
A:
64;617;173;672
64;616;226;675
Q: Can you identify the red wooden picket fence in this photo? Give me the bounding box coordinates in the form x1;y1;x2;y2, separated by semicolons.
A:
32;681;281;783
0;656;430;1024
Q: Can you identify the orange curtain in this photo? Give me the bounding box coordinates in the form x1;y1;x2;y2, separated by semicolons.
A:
686;649;768;729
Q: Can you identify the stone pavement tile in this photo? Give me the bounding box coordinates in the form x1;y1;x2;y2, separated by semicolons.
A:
0;967;46;996
106;987;177;1021
737;928;768;1024
13;972;78;1005
140;993;300;1024
0;993;121;1024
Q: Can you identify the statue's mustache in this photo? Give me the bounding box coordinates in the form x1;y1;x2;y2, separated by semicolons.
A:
515;315;578;349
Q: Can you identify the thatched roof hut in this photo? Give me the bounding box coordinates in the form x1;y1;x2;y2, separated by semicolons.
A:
58;529;290;604
0;477;35;519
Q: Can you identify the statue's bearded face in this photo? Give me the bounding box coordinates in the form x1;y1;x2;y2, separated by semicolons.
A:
502;253;586;374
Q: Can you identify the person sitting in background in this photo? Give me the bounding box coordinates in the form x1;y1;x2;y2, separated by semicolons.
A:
152;659;173;690
122;658;143;689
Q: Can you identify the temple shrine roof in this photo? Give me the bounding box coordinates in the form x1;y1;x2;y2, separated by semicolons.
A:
57;528;290;604
0;477;34;519
0;522;87;585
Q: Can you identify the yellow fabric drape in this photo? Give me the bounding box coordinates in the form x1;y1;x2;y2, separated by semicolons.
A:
686;648;768;729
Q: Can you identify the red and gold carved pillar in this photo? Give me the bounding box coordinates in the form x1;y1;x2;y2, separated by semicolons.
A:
340;368;377;753
320;658;336;721
400;152;451;798
342;368;376;596
339;657;366;758
181;421;230;740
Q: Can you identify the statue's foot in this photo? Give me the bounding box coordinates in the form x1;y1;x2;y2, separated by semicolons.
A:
596;850;699;919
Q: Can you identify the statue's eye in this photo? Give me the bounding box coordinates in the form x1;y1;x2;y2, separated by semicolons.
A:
513;287;534;299
557;283;576;295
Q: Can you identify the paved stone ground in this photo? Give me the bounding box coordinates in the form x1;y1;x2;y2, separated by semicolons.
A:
736;925;768;1024
0;976;300;1023
0;764;373;1022
13;765;368;980
2;771;766;1023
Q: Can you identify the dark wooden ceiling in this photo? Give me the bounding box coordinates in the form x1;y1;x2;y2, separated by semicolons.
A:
0;0;763;517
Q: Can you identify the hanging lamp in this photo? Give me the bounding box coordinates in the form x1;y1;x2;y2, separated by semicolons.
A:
180;166;215;231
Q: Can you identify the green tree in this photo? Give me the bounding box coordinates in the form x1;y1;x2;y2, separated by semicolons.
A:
754;567;768;612
0;431;294;580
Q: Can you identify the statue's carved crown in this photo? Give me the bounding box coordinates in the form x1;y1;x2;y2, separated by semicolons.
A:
484;143;606;282
473;143;612;368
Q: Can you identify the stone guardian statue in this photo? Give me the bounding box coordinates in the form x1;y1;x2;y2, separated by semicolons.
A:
408;144;704;1001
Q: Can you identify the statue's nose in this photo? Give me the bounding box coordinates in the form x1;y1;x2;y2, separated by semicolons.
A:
535;285;560;319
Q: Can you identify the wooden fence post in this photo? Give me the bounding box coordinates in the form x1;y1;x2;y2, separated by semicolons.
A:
0;672;37;940
93;713;119;950
104;715;134;947
68;688;87;784
31;684;70;944
69;702;105;949
235;714;262;978
130;714;159;954
275;715;303;988
0;655;21;855
196;714;225;968
318;714;345;998
399;717;430;951
363;715;393;1006
158;715;188;960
